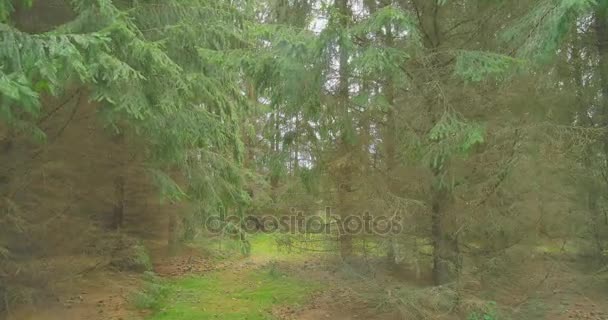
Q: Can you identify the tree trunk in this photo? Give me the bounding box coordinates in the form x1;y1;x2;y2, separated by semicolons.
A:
595;6;608;119
336;0;353;261
431;180;459;285
415;0;461;285
382;0;399;266
294;113;300;174
590;6;608;263
270;109;280;201
168;209;179;254
111;132;127;230
112;176;125;230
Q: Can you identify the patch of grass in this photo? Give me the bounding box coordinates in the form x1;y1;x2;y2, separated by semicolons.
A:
467;301;504;320
249;233;280;257
534;239;588;256
143;265;321;320
266;260;283;279
132;272;170;311
134;244;154;270
249;233;328;261
187;232;328;263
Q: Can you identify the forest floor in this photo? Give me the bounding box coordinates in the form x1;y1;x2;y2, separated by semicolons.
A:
5;235;608;320
5;234;401;320
138;235;402;320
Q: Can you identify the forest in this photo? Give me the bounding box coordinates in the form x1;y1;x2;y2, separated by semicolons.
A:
1;0;608;319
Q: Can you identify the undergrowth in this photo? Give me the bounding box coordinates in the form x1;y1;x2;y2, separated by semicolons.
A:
467;301;500;320
131;272;170;311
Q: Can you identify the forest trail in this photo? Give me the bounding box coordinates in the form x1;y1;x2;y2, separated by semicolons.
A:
5;236;400;320
6;237;608;320
4;1;608;319
143;236;402;320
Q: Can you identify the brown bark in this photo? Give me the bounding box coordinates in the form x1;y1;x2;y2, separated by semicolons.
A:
381;0;400;266
430;181;459;285
336;0;354;261
111;132;127;230
589;6;608;262
167;210;179;253
112;176;125;230
270;110;280;201
416;0;460;285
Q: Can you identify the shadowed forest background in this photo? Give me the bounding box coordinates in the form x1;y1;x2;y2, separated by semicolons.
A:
1;0;608;319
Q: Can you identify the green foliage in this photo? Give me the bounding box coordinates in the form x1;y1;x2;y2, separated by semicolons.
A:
0;23;114;137
3;0;608;318
132;273;171;311
455;51;525;82
0;0;258;228
246;25;321;114
265;151;289;180
503;0;596;61
352;5;421;48
150;170;187;203
427;112;485;171
467;301;500;320
267;0;314;27
299;167;320;195
0;0;32;23
266;260;282;279
352;46;410;78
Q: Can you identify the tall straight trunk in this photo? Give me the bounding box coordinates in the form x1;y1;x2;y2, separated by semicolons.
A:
571;27;603;260
419;0;460;285
112;132;127;230
380;0;397;174
382;3;399;266
570;34;588;126
590;6;608;262
246;82;257;169
595;6;608;117
168;209;179;254
294;113;300;174
270;109;280;201
245;82;257;200
430;178;459;285
336;0;353;260
112;176;125;230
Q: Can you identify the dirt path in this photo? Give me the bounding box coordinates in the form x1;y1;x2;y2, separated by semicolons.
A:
5;242;399;320
149;244;401;320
